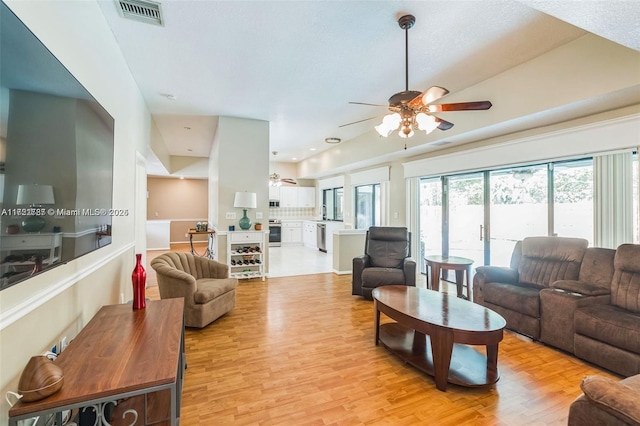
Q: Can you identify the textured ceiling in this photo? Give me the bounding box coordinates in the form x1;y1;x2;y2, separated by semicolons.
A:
95;0;639;175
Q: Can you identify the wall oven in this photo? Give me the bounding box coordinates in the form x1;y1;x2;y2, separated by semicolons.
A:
269;219;281;247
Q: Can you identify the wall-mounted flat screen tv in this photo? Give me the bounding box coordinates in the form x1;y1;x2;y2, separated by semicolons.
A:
0;1;114;290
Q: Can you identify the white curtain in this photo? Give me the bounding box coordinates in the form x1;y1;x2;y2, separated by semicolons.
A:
593;152;633;248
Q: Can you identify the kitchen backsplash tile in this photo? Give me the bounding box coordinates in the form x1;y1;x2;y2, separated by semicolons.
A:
269;207;315;218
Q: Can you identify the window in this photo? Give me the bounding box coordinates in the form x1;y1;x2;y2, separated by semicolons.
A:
489;165;548;266
322;187;343;221
419;178;442;273
553;159;593;244
355;184;380;229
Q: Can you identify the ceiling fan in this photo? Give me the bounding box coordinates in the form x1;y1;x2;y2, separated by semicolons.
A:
269;151;297;186
341;14;492;146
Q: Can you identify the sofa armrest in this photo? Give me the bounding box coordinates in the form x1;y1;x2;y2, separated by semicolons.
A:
403;257;417;287
473;266;519;304
352;255;370;295
552;280;611;296
475;266;519;284
580;375;640;426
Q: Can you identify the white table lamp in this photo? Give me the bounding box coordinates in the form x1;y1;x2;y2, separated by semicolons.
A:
233;192;257;230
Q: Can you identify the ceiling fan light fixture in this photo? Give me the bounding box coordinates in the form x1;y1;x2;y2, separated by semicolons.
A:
416;112;438;134
399;126;414;139
269;172;282;187
345;16;491;144
375;113;402;137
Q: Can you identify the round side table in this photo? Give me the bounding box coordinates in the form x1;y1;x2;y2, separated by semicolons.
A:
424;255;474;300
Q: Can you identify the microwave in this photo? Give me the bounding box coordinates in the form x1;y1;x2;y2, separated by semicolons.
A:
269;200;280;207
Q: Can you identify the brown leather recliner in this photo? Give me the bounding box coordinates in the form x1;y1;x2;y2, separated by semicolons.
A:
352;227;416;300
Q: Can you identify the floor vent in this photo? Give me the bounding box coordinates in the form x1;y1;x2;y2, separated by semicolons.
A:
116;0;163;26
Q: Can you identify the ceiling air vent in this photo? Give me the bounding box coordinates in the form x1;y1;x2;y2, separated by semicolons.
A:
116;0;163;26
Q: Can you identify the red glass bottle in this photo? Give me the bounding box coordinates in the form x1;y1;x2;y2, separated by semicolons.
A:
132;253;146;309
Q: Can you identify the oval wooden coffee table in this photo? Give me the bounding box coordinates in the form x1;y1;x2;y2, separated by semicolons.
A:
372;285;506;391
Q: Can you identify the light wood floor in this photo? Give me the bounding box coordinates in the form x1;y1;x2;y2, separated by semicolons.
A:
146;246;618;425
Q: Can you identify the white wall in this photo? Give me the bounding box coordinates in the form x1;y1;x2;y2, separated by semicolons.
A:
0;1;151;423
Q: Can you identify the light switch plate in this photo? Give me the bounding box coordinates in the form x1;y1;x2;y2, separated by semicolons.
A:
255;212;263;219
226;212;236;220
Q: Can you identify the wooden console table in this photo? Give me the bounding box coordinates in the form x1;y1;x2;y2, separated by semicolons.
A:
8;299;185;425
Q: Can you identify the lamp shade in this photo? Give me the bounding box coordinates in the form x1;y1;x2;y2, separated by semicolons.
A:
17;184;55;205
234;192;257;209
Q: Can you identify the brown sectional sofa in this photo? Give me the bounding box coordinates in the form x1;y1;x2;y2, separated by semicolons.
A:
473;237;640;377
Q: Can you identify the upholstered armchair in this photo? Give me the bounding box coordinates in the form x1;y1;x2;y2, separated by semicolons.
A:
150;252;238;328
352;227;416;300
568;374;640;426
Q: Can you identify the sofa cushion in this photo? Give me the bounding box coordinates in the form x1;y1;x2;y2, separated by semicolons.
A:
575;304;640;354
579;247;616;288
194;278;237;304
517;236;587;287
610;244;640;314
580;375;640;426
483;281;541;318
362;267;405;288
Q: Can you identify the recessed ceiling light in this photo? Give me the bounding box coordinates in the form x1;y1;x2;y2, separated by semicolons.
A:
325;137;341;144
310;147;316;151
292;157;297;161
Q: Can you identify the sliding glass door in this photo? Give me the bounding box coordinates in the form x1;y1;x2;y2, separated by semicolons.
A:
489;165;548;266
554;159;593;244
447;173;485;267
418;178;442;273
417;157;602;270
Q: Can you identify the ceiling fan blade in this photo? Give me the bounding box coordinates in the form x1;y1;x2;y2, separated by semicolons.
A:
338;116;380;128
408;86;450;108
281;178;297;185
428;101;493;112
435;117;454;130
348;101;387;107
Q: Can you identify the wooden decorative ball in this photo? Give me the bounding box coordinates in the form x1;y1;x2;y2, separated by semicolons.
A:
18;355;64;402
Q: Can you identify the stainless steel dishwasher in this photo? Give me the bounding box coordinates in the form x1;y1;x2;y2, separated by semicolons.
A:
317;223;327;253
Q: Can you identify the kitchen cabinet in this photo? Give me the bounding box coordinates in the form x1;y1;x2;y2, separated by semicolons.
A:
298;187;316;208
279;187;297;207
303;221;317;248
280;187;316;208
281;221;302;245
269;186;280;201
324;221;345;254
227;231;266;280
